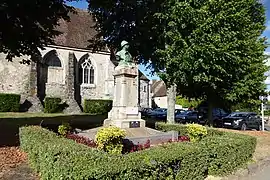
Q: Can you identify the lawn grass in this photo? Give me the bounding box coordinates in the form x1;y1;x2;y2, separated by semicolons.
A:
0;113;107;146
0;112;87;118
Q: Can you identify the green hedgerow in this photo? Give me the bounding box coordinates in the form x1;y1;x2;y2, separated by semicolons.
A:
0;93;20;112
83;99;112;114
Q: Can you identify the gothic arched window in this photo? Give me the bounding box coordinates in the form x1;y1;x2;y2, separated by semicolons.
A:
81;59;94;84
45;51;62;67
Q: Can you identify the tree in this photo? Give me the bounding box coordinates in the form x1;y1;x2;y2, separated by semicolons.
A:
0;0;76;62
176;96;202;109
166;84;176;124
158;0;267;124
89;0;268;125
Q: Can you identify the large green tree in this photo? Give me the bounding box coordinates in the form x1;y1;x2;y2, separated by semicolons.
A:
0;0;76;62
89;0;267;125
157;0;267;124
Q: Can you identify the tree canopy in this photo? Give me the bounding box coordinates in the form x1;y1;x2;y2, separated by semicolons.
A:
90;0;268;124
0;0;75;62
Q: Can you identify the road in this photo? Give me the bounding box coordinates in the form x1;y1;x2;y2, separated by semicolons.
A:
264;124;270;131
241;166;270;180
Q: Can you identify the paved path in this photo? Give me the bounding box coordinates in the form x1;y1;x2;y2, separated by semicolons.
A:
242;166;270;180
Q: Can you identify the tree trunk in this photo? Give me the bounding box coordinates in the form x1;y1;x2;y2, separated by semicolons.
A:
167;84;176;124
207;102;214;126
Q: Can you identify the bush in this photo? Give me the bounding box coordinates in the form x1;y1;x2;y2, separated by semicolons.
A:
95;126;126;154
44;97;62;113
200;132;257;175
58;123;71;136
20;125;256;179
0;93;20;112
176;96;202;108
186;124;207;142
156;122;224;136
264;110;270;116
155;122;256;176
83;99;112;114
20;126;208;180
66;134;96;148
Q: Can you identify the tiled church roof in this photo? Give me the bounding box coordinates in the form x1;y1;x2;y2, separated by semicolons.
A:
53;9;97;50
53;8;150;82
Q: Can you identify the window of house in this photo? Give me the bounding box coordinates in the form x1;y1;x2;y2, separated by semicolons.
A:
81;59;94;84
143;85;147;92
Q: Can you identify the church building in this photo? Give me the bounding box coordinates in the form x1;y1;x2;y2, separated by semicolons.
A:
0;9;151;113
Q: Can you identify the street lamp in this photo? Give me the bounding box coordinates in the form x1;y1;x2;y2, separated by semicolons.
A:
259;96;268;131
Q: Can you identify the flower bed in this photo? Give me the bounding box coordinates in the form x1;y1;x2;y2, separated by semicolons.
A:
20;124;256;179
65;133;190;154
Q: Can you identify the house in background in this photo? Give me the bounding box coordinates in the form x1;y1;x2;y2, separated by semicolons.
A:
151;80;182;109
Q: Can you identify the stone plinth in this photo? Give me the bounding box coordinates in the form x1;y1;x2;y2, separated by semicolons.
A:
77;127;178;145
103;65;145;128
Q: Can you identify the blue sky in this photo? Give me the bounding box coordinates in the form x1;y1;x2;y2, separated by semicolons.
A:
68;0;270;79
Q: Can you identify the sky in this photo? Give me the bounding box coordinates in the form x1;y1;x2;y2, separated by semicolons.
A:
67;0;270;79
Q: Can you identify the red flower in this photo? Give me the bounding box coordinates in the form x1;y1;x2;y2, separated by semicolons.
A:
66;134;96;147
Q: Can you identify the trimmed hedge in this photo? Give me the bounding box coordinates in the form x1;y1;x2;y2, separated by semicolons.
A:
156;122;224;136
0;93;20;112
83;99;112;114
20;126;207;180
20;124;256;179
156;122;257;176
201;133;256;175
44;97;62;113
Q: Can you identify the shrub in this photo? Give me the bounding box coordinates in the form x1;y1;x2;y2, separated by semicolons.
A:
83;99;112;114
199;132;257;175
58;123;71;136
176;96;202;109
156;122;224;136
95;126;126;154
20;126;256;179
122;139;151;153
178;135;190;142
44;97;62;113
66;134;96;148
20;126;208;180
186;123;207;142
155;122;256;176
0;93;20;112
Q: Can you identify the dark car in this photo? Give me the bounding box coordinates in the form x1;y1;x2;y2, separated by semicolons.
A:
140;108;153;118
157;109;186;120
198;108;229;127
175;109;186;115
175;111;199;124
149;108;167;119
222;112;262;130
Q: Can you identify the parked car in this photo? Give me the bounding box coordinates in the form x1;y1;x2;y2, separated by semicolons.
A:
175;111;200;124
175;109;186;115
198;107;229;127
139;108;153;118
222;112;262;130
149;108;167;119
157;108;186;120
